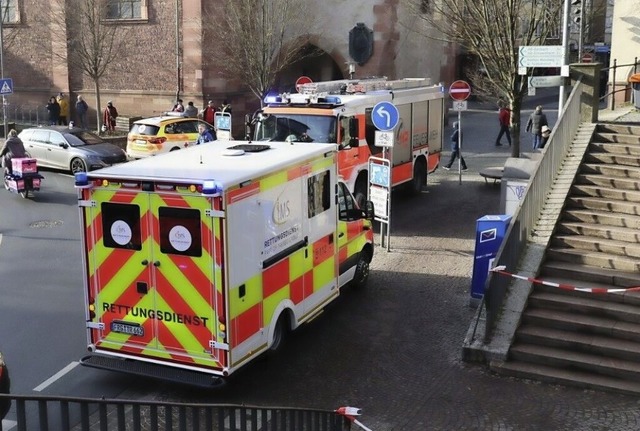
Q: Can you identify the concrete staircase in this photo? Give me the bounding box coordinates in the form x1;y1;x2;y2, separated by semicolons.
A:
494;123;640;395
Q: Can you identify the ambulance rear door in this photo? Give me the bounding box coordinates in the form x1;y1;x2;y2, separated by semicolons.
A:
84;183;225;368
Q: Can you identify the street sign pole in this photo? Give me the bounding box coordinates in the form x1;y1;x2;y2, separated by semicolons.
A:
448;80;471;185
0;15;6;139
559;0;571;116
457;110;463;185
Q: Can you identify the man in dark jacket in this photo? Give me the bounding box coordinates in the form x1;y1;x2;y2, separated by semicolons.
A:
1;129;27;175
526;105;548;150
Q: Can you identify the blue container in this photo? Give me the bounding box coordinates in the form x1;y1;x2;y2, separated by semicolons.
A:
470;215;512;304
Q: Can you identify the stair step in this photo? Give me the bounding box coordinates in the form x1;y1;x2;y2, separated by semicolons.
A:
562;209;640;229
571;184;640;203
509;343;640;380
557;222;640;243
596;124;640;136
581;163;640;179
566;196;640;215
539;261;640;294
492;360;640;396
575;174;640;191
584;153;640;167
517;323;640;360
546;247;640;271
528;291;640;323
591;135;640;147
552;235;640;259
523;307;640;341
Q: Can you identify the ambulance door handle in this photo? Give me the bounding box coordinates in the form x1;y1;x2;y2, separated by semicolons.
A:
153;261;161;267
141;259;149;266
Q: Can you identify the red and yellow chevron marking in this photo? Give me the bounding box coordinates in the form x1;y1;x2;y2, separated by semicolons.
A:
83;185;227;370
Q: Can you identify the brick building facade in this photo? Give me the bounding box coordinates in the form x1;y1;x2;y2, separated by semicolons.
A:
2;0;454;132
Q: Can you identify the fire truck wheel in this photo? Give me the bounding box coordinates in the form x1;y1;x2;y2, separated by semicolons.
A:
412;160;427;193
269;314;289;352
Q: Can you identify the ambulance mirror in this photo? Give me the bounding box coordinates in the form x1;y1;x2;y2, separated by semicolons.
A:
363;200;375;220
349;117;359;139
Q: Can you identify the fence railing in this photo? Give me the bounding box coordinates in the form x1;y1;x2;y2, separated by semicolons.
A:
604;58;639;110
481;78;585;342
1;104;49;127
0;393;355;431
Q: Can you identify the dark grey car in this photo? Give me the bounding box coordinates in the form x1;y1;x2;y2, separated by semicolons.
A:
18;127;127;173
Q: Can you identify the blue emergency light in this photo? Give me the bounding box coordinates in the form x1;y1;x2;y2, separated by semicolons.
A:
74;172;89;187
201;180;222;196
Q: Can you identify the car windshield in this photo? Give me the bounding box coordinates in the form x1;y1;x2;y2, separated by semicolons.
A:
64;131;104;147
254;114;337;143
130;123;160;136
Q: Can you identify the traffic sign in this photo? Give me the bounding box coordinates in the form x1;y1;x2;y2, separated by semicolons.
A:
581;53;593;63
518;45;564;68
528;75;563;88
449;80;471;101
452;101;468;111
374;130;395;147
295;76;312;92
371;101;399;131
0;78;13;95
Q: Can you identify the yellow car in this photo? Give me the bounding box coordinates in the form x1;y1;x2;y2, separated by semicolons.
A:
126;114;214;158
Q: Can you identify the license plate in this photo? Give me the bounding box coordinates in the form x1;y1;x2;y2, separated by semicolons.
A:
110;321;144;337
135;139;147;147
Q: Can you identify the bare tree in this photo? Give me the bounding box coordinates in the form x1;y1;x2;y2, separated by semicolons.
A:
48;0;131;132
203;0;321;103
401;0;562;156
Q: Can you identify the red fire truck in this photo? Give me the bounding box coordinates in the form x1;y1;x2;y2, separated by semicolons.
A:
253;77;445;204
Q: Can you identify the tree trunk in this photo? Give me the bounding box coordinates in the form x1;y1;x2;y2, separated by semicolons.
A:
509;95;523;158
93;78;102;135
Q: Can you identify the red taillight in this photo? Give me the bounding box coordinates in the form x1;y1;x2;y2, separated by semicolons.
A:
148;137;167;145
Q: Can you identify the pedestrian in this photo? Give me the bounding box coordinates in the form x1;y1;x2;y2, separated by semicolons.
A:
102;101;118;134
183;101;198;118
220;99;232;114
75;95;89;129
196;123;215;145
200;100;216;125
46;96;60;126
525;105;549;150
443;121;468;171
172;99;184;113
540;125;552;149
57;92;69;125
1;129;27;175
495;101;511;147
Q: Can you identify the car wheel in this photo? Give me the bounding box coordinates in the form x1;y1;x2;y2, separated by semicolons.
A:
352;251;371;289
70;158;87;174
169;147;181;152
269;314;288;352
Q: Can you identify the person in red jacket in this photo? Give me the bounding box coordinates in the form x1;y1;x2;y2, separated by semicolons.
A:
495;102;511;147
102;101;118;134
200;100;216;125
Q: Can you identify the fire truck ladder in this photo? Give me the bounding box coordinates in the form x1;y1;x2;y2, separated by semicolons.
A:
298;77;434;95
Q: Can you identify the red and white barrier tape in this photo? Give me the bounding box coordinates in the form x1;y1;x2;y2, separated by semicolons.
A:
491;265;640;294
335;407;373;431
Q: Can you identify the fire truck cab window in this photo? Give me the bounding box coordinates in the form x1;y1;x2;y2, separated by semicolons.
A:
158;207;202;257
337;182;358;221
101;203;142;250
307;170;331;218
364;108;382;155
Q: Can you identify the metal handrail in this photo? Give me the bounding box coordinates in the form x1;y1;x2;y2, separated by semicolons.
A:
0;393;353;431
481;77;584;342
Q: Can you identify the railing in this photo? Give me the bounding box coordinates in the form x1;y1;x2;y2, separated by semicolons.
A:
604;58;639;111
482;78;584;342
0;394;354;431
3;104;49;127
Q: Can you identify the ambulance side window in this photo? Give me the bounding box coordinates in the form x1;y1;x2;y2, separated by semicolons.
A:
307;170;331;218
338;183;358;221
158;207;202;257
101;203;142;251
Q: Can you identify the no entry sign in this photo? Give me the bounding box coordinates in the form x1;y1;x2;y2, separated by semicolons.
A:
295;76;313;92
449;80;471;101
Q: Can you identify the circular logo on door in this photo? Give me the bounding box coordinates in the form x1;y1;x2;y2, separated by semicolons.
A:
111;220;132;246
169;225;192;252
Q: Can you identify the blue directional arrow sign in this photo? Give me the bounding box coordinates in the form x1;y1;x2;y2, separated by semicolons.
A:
0;78;13;95
372;101;399;131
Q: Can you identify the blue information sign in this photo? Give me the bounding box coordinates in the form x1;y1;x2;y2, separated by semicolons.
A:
0;78;13;95
371;101;399;131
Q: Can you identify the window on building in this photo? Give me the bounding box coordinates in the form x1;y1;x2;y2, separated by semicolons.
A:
106;0;143;20
0;0;19;24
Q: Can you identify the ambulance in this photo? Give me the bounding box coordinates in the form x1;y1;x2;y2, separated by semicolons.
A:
76;140;374;385
252;77;445;204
